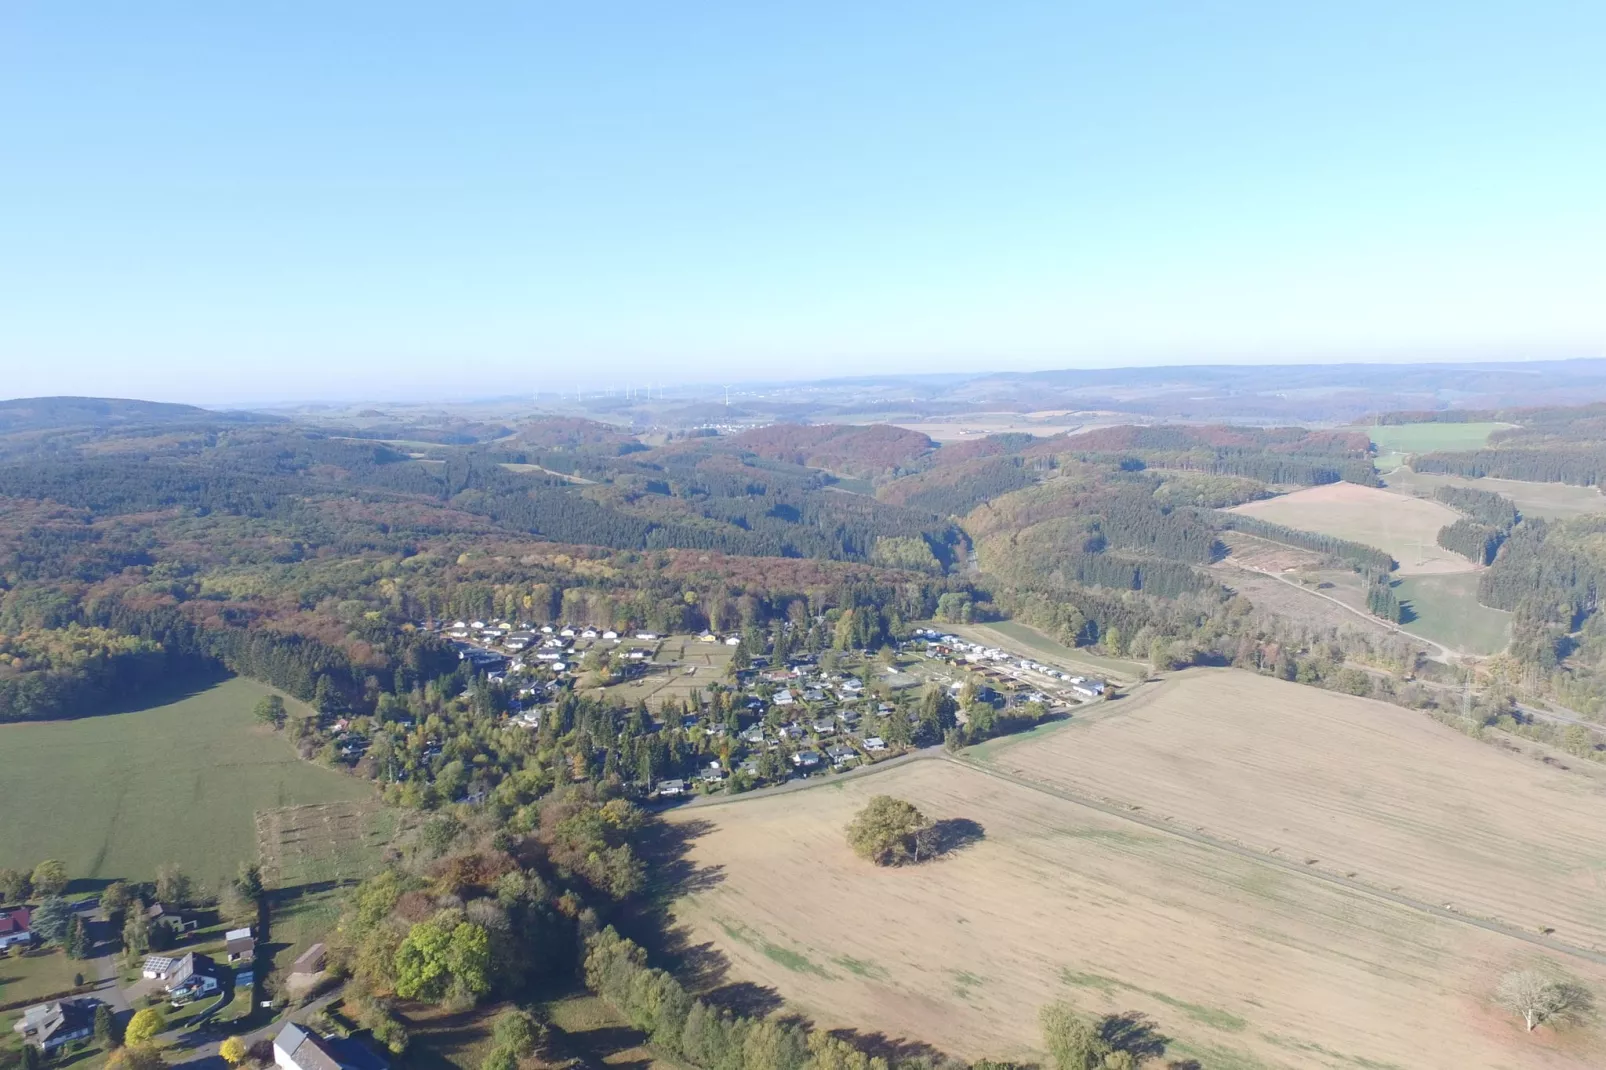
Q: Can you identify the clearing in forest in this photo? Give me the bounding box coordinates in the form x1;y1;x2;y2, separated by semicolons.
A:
1383;467;1606;520
667;670;1606;1070
1361;422;1514;453
1228;481;1474;574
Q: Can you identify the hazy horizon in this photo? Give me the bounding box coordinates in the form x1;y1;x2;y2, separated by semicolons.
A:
5;4;1604;403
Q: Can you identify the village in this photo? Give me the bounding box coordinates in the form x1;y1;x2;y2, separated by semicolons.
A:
312;618;1114;803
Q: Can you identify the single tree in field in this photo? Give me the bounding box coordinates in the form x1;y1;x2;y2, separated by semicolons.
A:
125;1007;167;1047
845;796;932;866
219;1036;248;1065
1495;969;1593;1032
254;694;287;729
30;859;69;897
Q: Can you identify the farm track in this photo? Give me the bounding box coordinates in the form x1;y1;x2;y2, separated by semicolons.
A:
681;735;1606;969
1221;559;1456;660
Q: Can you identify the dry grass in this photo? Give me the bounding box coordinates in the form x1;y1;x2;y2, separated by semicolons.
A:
1229;482;1475;575
596;636;735;710
1382;468;1606;521
665;670;1606;1070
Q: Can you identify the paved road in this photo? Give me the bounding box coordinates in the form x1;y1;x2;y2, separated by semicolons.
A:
165;991;342;1067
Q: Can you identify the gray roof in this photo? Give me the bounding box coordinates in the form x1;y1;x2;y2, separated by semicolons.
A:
276;1024;345;1070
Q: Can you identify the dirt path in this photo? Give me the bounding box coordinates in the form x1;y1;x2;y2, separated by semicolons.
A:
1222;559;1456;660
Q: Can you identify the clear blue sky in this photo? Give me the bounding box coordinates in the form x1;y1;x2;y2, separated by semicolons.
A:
3;3;1603;403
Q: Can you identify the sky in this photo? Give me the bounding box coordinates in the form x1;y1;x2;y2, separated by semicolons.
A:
2;2;1604;404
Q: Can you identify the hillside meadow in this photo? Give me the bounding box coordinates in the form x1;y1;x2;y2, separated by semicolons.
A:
666;670;1606;1070
1382;466;1606;520
1228;482;1473;574
0;676;373;893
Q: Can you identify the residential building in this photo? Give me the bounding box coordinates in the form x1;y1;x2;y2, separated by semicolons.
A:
12;998;100;1053
0;908;34;950
274;1023;390;1070
656;778;687;797
225;927;256;964
164;952;221;1004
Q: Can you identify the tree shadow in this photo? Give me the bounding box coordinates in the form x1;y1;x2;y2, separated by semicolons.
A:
700;980;785;1019
1099;1012;1169;1060
825;1027;955;1066
921;818;985;860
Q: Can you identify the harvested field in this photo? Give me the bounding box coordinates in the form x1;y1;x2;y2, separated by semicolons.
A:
669;750;1606;1069
1383;467;1606;520
977;670;1606;952
1228;482;1474;575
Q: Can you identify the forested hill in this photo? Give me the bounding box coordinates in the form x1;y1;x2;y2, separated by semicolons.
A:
0;402;1557;727
0;395;277;433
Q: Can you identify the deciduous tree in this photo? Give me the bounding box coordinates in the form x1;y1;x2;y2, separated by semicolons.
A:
845;796;932;866
220;1037;248;1065
1495;969;1593;1032
30;860;68;897
125;1007;166;1047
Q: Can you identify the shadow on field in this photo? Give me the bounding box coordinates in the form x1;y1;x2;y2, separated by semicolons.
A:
620;815;733;993
1099;1012;1170;1060
923;817;985;859
49;663;232;721
826;1028;953;1066
701;980;785;1018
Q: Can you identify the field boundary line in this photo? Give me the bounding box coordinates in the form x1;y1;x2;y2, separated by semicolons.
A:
950;754;1606;969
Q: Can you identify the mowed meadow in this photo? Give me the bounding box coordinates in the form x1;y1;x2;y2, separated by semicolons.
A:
0;676;373;892
666;671;1606;1070
1227;482;1472;574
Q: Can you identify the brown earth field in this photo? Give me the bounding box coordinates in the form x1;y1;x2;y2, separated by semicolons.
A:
666;670;1606;1070
1228;482;1474;575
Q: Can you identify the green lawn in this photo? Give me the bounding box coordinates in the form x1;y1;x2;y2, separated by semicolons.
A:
0;677;374;895
1394;574;1512;655
1361;422;1512;454
0;947;83;1009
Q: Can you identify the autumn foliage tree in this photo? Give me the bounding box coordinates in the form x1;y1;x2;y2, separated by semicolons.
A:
845;796;932;866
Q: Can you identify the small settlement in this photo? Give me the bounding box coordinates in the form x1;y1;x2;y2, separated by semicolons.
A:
306;617;1111;803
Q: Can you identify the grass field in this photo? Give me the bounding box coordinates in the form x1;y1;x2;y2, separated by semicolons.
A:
259;799;405;985
0;677;374;894
1229;482;1474;575
1383;467;1606;520
667;670;1606;1070
1361;422;1513;454
595;635;735;710
1394;573;1511;655
940;620;1146;680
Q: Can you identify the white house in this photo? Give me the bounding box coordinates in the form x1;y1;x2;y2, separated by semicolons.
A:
274;1022;389;1070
